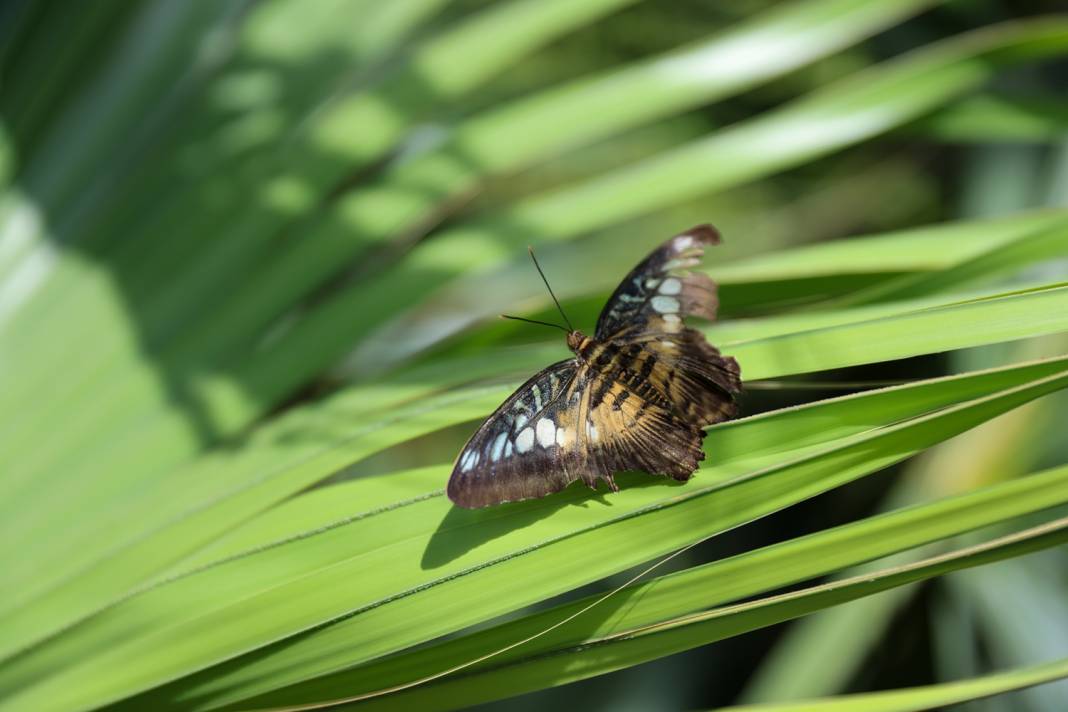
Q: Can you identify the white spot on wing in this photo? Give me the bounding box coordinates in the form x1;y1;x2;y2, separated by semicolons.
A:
536;418;556;448
659;277;681;295
586;421;599;442
532;385;542;411
516;427;535;453
556;426;570;446
460;449;480;472
662;313;681;324
674;235;694;249
651;295;680;314
490;432;507;462
514;413;528;429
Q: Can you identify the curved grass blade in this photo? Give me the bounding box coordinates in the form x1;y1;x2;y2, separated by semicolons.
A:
718;282;1068;379
839;219;1068;305
719;656;1068;711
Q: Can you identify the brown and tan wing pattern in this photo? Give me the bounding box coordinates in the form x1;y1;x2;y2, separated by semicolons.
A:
576;369;707;493
447;359;587;508
594;224;741;428
449;223;742;508
595;224;722;341
447;358;708;508
628;330;741;428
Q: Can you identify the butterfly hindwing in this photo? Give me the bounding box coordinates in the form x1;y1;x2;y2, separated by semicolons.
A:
629;330;741;428
595;224;722;341
577;369;707;493
447;359;587;508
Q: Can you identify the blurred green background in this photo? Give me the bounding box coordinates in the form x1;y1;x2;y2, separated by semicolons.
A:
2;1;1068;710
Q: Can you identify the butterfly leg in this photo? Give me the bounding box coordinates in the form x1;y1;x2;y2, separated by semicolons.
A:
579;469;600;491
576;466;619;493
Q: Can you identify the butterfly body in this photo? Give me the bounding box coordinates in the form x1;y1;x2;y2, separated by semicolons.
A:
569;331;675;415
448;225;742;508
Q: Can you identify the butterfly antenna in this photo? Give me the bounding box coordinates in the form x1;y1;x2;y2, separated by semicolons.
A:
500;314;569;332
527;246;574;332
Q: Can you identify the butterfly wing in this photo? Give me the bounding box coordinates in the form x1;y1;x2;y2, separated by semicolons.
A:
578;368;707;492
449;224;742;508
448;357;707;508
596;224;742;428
447;359;587;508
595;224;722;341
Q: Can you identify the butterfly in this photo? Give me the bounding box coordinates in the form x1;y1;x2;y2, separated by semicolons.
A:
447;225;742;508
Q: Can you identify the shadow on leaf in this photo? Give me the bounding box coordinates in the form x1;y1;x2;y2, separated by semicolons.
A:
421;472;685;569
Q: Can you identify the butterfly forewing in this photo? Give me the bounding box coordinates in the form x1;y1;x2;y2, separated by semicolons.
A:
595;225;741;428
595;224;722;341
579;370;707;491
447;360;587;508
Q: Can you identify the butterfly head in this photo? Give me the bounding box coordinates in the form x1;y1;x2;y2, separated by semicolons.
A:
566;329;589;353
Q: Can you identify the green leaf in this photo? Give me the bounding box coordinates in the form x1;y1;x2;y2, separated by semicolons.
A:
715;210;1068;283
4;281;1066;647
352;209;1068;367
168;0;938;384
0;0;642;483
200;463;1068;711
282;518;1068;711
3;357;1065;712
910;92;1068;143
244;17;1068;401
0;0;941;503
5;5;1068;709
838;218;1068;305
722;656;1068;711
718;282;1068;379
